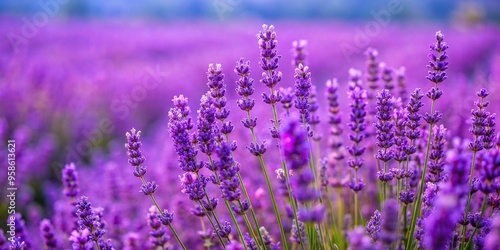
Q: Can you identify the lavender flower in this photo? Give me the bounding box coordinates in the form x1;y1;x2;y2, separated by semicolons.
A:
379;199;400;247
423;193;460;250
207;63;229;122
405;88;424;141
308;85;320;129
257;24;282;103
125;128;147;177
281;118;309;171
9;238;26;250
196;93;218;156
0;230;6;250
294;63;312;125
179;173;208;202
366;210;381;242
244;233;258;250
347;226;374;250
292;39;308;67
10;214;29;248
259;227;273;246
483;114;496;150
396;67;408;105
168;96;202;173
69;229;92;250
381;64;394;94
75;197;110;248
478;148;500;194
216;142;244;204
469;88;490;152
485;215;500;250
279;87;294;114
39;219;57;249
62;163;79;199
365;48;380;92
415;183;438;247
426;31;449;86
426;125;447;184
146;206;169;248
290;219;305;244
235;58;256;122
375;90;396;185
423;31;448;125
347;83;367;193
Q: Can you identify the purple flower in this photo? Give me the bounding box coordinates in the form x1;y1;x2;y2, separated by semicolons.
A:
483;114;496;150
426;31;449;85
365;48;380;92
39;219;58;249
9;238;26;250
281;118;309;171
423;192;459;250
216;142;243;204
235;58;256;113
469;88;490;152
415;182;438;246
381;63;394;94
196;93;218;156
405;88;424;141
69;229;92;250
257;24;282;106
366;210;381;242
426;125;447;184
168;96;203;173
396;67;408;105
179;173;208;202
478;148;500;194
290;219;305;244
244;233;257;250
379;199;400;246
259;227;273;246
216;221;231;238
347;83;367;192
347;226;374;250
75;196;112;249
326;79;344;164
485;215;500;250
292;39;308;67
294;63;312;124
125;128;147;177
393;107;408;163
140;181;158;196
62;163;80;199
146;206;169;248
279;87;294;113
375;89;395;162
207;63;229;121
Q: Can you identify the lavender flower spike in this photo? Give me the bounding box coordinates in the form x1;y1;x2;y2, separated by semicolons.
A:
62;163;80;199
294;63;312;124
292;39;308;67
39;219;58;249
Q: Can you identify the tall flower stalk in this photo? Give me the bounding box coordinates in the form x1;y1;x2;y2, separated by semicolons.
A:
406;30;448;249
125;128;186;250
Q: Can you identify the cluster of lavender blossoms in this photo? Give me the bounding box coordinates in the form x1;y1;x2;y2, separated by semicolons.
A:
4;25;500;250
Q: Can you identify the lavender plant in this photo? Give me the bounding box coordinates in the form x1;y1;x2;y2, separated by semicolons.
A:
4;23;500;250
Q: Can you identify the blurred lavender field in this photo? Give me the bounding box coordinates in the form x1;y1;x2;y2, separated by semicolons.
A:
1;11;500;249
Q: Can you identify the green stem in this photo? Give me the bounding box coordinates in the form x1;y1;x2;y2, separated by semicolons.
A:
225;201;248;250
464;196;488;249
406;97;436;249
248;101;294;250
460;149;478;247
139;176;187;250
199;201;227;247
